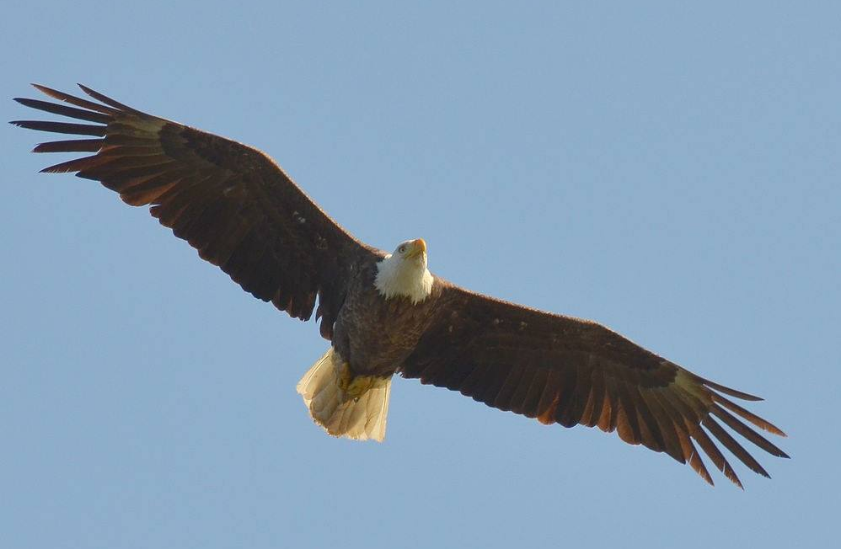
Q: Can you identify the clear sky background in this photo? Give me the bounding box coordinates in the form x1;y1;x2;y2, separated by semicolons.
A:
2;2;839;548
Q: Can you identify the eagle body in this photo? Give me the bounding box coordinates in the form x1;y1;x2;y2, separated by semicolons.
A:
335;258;441;379
295;243;442;440
13;84;789;487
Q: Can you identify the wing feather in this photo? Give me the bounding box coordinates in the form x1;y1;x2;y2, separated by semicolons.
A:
712;393;786;436
536;369;562;424
477;362;510;406
401;283;788;486
643;391;686;463
492;364;525;412
710;406;789;458
14;97;111;123
14;84;382;336
554;358;583;427
582;364;605;428
12;120;106;136
521;367;549;419
508;366;538;416
32;83;119;114
33;138;105;153
689;425;743;488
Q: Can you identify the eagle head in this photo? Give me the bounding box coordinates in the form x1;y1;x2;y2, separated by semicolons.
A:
374;238;434;304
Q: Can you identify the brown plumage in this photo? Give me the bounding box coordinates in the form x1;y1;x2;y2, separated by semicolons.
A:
399;285;787;487
13;84;788;487
14;84;381;339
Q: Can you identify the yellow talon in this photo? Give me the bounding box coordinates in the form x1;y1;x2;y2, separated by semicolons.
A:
337;361;353;392
336;361;376;400
347;375;375;398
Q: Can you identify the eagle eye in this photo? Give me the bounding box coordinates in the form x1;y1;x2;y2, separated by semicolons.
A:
398;245;407;254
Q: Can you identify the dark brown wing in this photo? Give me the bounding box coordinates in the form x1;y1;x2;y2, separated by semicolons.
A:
12;84;383;339
401;283;788;487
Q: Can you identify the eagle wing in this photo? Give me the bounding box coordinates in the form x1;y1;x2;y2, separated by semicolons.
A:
401;283;788;487
13;84;383;339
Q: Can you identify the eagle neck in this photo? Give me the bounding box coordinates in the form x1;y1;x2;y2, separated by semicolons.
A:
374;255;434;304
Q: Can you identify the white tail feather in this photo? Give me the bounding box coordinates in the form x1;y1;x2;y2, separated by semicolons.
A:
296;348;392;442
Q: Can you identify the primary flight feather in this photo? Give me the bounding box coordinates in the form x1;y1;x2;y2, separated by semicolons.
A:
12;84;788;487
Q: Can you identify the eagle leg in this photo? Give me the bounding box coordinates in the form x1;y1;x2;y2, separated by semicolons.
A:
337;361;353;392
346;375;377;400
337;361;377;400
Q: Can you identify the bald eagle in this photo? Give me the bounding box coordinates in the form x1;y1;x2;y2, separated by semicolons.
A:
13;84;788;487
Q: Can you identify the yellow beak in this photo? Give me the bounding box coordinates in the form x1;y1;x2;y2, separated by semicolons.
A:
406;238;427;259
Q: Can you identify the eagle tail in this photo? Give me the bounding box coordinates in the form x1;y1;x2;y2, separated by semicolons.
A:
296;348;391;442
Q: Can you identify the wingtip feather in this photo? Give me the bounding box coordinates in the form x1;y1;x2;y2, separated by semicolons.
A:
32;83;58;96
77;83;141;113
701;377;763;401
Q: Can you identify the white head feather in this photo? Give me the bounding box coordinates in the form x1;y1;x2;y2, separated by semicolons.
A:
374;238;434;304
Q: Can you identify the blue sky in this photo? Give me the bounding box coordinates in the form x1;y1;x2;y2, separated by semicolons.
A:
2;2;839;547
